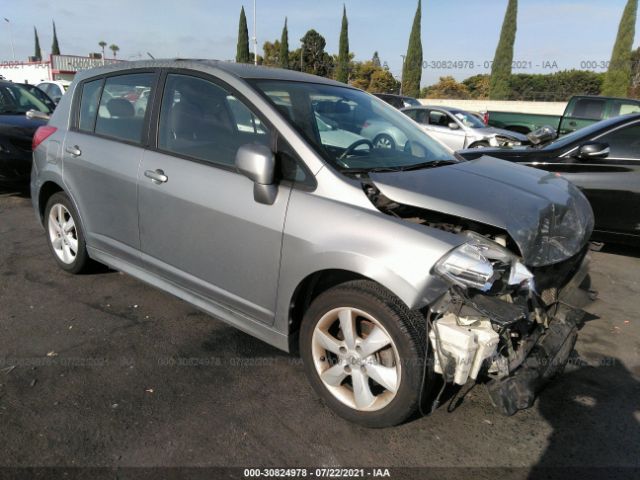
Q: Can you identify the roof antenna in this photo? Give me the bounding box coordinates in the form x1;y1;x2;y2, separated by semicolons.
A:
147;52;155;59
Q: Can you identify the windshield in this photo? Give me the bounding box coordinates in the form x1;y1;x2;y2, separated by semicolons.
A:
403;97;422;107
450;110;485;129
0;83;53;115
251;80;456;172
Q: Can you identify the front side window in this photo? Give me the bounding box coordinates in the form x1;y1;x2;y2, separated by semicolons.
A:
94;73;154;143
428;110;452;127
597;123;640;159
252;80;455;173
157;74;270;168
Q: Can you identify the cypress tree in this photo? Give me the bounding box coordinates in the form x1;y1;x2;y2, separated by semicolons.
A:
489;0;517;99
372;51;381;67
335;5;350;83
280;18;289;69
51;20;61;55
236;7;250;63
602;0;638;96
402;0;422;98
34;27;42;61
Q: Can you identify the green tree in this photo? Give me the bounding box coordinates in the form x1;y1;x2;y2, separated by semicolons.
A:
33;27;42;61
98;40;107;59
262;40;281;67
372;51;381;67
489;0;518;99
369;69;400;94
463;74;490;99
602;0;638;96
51;20;61;55
402;0;423;98
421;76;470;99
300;29;333;77
630;47;640;97
236;6;250;63
335;5;350;83
109;44;119;58
280;18;289;69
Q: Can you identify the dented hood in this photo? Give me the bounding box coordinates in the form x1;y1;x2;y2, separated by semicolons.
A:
369;156;594;266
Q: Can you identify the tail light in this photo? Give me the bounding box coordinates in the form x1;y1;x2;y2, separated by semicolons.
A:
32;126;57;151
483;112;489;126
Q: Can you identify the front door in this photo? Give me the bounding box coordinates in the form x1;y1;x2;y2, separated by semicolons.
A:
138;73;290;325
423;110;466;150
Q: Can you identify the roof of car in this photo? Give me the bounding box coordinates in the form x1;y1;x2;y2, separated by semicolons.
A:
72;59;347;87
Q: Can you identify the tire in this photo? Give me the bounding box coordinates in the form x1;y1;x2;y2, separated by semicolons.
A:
44;192;92;274
300;280;427;428
469;141;490;149
373;133;396;150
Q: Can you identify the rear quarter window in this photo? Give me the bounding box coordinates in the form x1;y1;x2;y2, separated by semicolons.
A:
78;79;104;132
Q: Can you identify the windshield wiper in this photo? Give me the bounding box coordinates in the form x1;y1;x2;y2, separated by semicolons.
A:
341;160;458;175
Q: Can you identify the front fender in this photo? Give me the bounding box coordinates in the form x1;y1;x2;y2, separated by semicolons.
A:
273;188;462;334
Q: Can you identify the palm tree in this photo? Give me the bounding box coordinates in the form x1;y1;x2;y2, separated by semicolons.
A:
98;41;107;59
109;44;119;58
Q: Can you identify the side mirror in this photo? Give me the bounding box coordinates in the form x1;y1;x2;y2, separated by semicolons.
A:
448;122;460;130
235;143;277;205
577;142;609;160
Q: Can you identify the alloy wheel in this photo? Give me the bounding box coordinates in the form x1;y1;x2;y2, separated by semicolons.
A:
47;203;78;264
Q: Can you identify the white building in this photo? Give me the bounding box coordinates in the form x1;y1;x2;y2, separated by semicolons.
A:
0;54;121;84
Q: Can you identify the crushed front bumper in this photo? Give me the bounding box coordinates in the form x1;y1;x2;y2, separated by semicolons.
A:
485;255;591;416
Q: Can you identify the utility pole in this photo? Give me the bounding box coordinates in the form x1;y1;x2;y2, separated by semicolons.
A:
252;0;258;65
4;18;15;61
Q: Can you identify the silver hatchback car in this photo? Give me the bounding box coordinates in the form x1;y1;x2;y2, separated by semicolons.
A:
31;60;593;427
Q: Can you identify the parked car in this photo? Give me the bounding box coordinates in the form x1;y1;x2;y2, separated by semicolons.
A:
402;106;528;150
487;95;640;136
32;60;593;427
0;80;52;185
36;80;71;104
459;113;640;246
373;93;421;109
19;83;57;112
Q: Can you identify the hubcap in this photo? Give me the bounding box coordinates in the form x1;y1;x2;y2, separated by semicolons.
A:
47;203;78;265
311;307;401;412
376;136;393;149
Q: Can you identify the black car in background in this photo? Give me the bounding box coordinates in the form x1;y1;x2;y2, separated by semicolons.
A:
459;114;640;246
19;83;57;112
0;81;52;185
373;93;421;109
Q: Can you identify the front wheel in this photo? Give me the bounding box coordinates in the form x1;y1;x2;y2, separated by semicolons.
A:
300;280;426;427
373;133;396;150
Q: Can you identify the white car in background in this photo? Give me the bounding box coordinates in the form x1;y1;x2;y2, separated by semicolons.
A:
402;105;528;150
36;80;71;104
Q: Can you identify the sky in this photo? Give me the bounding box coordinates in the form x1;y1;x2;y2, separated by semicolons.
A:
2;0;639;86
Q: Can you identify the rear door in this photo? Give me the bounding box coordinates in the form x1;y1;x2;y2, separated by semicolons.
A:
137;72;291;325
62;71;157;264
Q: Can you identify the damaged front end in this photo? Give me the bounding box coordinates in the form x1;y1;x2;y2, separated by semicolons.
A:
361;158;595;415
427;234;590;416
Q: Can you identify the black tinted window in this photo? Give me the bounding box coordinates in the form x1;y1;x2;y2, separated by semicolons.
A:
78;79;103;132
158;74;269;167
94;73;154;143
598;123;640;159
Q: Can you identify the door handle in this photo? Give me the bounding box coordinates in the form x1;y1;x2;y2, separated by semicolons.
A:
65;145;82;157
144;169;168;184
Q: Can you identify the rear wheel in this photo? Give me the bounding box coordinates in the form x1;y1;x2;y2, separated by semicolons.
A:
44;192;91;274
300;280;426;427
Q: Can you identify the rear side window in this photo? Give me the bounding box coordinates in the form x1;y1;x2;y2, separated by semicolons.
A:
94;73;154;144
157;74;269;168
570;98;606;120
78;79;103;132
613;101;640;116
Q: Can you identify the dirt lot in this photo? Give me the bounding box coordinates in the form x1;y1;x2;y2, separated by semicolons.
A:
0;190;639;476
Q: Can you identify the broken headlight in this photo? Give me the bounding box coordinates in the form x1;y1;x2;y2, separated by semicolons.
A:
434;232;534;293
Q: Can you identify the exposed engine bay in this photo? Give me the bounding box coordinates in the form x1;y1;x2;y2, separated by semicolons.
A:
364;180;592;415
